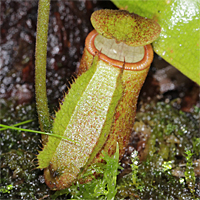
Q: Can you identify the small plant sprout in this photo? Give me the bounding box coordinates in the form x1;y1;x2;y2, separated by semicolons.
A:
162;161;173;172
184;149;196;193
179;178;185;186
130;150;144;192
0;185;13;194
192;137;200;156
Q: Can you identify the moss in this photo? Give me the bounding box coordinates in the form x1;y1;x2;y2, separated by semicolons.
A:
116;102;200;199
1;101;199;199
0;102;51;199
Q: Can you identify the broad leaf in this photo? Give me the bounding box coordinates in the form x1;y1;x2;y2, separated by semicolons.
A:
112;0;200;85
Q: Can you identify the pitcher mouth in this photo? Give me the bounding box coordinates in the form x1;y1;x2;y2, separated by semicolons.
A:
85;30;154;71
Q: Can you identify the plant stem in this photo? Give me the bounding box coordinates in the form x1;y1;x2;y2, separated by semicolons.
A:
0;120;33;131
35;0;51;142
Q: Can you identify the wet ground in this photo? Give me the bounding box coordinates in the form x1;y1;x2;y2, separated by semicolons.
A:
0;1;199;199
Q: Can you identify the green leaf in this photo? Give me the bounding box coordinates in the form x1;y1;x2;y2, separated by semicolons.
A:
112;0;200;85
